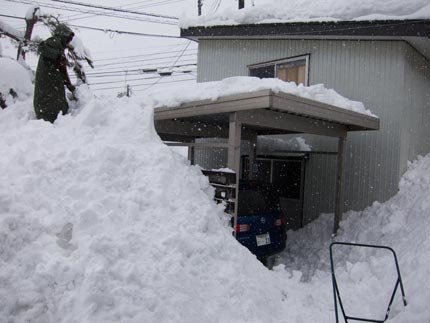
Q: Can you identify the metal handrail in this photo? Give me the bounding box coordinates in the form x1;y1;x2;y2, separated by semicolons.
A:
330;242;407;323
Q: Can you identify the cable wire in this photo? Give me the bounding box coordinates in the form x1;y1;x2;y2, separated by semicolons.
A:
4;0;178;25
46;0;178;20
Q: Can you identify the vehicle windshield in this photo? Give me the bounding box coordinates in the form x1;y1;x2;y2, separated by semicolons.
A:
237;185;278;216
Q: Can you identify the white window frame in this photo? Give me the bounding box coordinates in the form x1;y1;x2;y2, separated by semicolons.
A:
248;54;310;86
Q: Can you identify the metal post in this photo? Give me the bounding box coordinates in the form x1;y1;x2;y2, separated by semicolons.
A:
188;140;195;165
228;112;242;234
228;112;242;175
333;135;347;234
248;134;257;180
198;0;202;15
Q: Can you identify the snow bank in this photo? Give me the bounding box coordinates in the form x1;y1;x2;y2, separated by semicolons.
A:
0;57;33;106
146;76;375;116
182;0;430;27
0;94;289;323
276;155;430;322
0;57;428;322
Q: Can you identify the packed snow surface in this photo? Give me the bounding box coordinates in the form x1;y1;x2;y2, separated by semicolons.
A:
0;87;429;322
0;91;290;323
147;76;376;116
182;0;430;27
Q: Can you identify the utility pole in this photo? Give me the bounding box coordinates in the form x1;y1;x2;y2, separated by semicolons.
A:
198;0;202;16
239;0;245;9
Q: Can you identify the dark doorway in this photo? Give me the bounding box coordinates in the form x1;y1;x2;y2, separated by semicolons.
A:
242;156;306;231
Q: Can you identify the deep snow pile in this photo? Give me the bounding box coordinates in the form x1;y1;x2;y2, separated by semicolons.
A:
277;155;430;322
1;84;429;323
182;0;430;27
0;92;289;323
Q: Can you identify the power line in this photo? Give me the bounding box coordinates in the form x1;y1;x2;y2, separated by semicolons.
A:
93;53;196;69
0;13;182;39
130;0;185;10
60;0;152;22
68;23;182;39
4;0;178;25
92;76;195;91
87;72;195;86
73;63;197;78
47;0;178;20
88;59;196;74
90;41;194;55
0;13;24;20
95;48;196;63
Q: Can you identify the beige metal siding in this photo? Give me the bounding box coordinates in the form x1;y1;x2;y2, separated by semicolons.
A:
198;39;407;222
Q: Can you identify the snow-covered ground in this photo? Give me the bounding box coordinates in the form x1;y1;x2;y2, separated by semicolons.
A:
181;0;430;27
0;82;429;322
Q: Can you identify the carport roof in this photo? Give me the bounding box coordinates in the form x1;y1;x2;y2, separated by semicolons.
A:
154;89;379;140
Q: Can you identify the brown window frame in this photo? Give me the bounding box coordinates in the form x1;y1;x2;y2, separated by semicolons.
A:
248;54;310;86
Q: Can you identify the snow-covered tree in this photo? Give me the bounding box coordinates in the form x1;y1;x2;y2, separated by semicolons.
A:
0;5;93;108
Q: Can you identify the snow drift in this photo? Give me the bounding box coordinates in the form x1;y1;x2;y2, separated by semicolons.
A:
0;84;429;323
276;155;430;323
0;92;288;323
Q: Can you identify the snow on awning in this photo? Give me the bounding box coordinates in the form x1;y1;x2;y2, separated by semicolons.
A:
151;77;379;141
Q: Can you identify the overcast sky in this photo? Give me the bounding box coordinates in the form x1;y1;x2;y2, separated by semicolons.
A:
0;0;206;95
0;0;260;95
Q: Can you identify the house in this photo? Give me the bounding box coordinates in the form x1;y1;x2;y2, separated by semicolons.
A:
159;3;430;232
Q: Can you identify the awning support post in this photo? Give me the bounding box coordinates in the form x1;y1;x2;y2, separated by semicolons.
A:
228;112;242;234
334;135;347;234
187;139;195;165
248;134;257;180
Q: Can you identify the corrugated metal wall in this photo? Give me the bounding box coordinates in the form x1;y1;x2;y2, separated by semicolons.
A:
197;39;424;223
302;153;337;225
193;138;228;169
400;45;430;176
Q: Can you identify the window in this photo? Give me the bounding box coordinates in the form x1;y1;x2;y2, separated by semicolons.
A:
249;55;309;86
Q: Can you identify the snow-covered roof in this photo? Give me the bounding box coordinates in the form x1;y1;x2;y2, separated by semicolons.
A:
150;77;379;142
147;77;376;117
181;0;430;28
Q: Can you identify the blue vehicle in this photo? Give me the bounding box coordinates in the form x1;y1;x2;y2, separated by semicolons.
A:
235;181;286;259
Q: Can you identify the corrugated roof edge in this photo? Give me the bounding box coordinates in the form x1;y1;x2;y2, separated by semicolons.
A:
181;19;430;40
